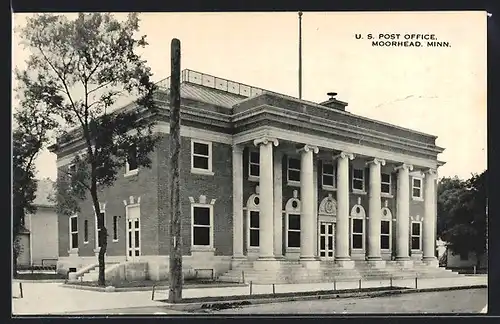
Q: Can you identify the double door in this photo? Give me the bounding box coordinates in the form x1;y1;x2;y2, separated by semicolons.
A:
319;222;335;259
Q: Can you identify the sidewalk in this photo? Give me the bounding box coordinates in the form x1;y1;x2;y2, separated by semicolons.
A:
12;275;487;315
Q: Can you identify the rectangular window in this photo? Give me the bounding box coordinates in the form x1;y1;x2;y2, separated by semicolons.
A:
249;211;260;247
113;216;118;241
352;218;364;249
96;212;105;248
192;206;212;246
69;214;78;250
126;145;138;172
287;158;301;183
352;168;365;191
412;178;423;199
249;151;260;178
191;140;212;173
381;173;392;195
84;219;89;243
381;220;391;250
322;162;336;188
287;214;301;248
411;222;422;250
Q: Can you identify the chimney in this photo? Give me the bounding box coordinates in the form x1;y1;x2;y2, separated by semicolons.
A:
319;92;348;111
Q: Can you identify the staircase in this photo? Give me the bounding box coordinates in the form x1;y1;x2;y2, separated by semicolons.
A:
79;263;119;282
217;259;463;284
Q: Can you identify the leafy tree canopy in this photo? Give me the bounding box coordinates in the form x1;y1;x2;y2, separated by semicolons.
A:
16;12;160;285
437;170;487;266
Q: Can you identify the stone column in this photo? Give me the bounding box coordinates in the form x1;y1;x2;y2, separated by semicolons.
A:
231;145;245;260
366;158;385;267
273;149;283;258
298;144;319;267
395;163;413;267
313;160;318;257
253;137;278;268
335;152;355;268
422;168;438;267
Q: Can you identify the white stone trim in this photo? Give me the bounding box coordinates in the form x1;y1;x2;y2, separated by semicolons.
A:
69;213;78;252
56;123;232;167
234;126;438;169
352;165;366;194
350;200;366;251
410;220;423;251
125;203;141;260
232;104;442;154
191;139;214;175
246;193;260;249
191;203;215;249
411;176;424;201
320;160;337;191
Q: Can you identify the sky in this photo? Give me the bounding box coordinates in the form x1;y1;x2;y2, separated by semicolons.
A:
12;11;487;180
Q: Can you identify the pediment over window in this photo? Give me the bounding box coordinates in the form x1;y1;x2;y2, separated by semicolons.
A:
285;190;301;213
350;197;366;218
318;193;337;216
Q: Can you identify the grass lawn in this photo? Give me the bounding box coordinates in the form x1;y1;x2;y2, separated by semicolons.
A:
14;273;67;280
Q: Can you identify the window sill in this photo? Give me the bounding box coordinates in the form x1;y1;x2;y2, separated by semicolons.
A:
286;247;301;252
124;169;139;178
322;185;337;191
191;168;215;176
247;246;260;252
381;193;394;198
351;248;365;252
112;239;119;243
68;249;78;255
191;245;215;252
83;241;89;245
352;190;367;195
412;197;424;202
248;175;260;182
287;181;301;188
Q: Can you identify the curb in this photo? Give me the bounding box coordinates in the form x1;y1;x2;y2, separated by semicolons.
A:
160;284;488;312
13;279;67;284
62;282;248;292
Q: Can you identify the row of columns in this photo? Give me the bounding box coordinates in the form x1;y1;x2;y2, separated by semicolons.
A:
232;138;438;265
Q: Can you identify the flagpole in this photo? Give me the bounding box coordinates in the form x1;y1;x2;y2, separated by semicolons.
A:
298;11;303;100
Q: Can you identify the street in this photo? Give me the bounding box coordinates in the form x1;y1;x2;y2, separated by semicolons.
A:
61;288;487;315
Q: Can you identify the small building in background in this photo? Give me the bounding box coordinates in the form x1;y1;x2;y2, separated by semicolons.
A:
17;178;58;268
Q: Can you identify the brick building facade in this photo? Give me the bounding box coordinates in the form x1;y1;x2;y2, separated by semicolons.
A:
53;70;444;281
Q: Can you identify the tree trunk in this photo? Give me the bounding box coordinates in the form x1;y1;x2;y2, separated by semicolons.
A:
475;252;482;270
91;190;107;287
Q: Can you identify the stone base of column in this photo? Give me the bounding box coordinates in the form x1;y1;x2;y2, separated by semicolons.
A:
300;257;321;269
335;259;355;269
253;258;280;270
422;257;439;268
396;259;414;269
367;259;386;268
231;255;247;267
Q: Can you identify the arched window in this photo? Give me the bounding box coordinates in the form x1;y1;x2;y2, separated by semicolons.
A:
285;191;301;249
350;197;366;251
246;193;260;248
381;200;393;251
318;194;337;258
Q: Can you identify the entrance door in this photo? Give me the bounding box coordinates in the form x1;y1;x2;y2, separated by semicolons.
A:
126;218;141;261
319;222;335;259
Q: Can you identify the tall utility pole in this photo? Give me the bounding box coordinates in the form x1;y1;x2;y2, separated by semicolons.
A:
169;38;183;303
298;11;303;100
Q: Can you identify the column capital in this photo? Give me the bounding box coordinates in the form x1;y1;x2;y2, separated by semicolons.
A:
253;137;279;147
334;152;355;161
424;168;438;177
394;163;413;172
232;144;244;153
297;144;319;154
366;158;386;167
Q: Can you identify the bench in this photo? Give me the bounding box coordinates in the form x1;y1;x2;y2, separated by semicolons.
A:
194;268;215;280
